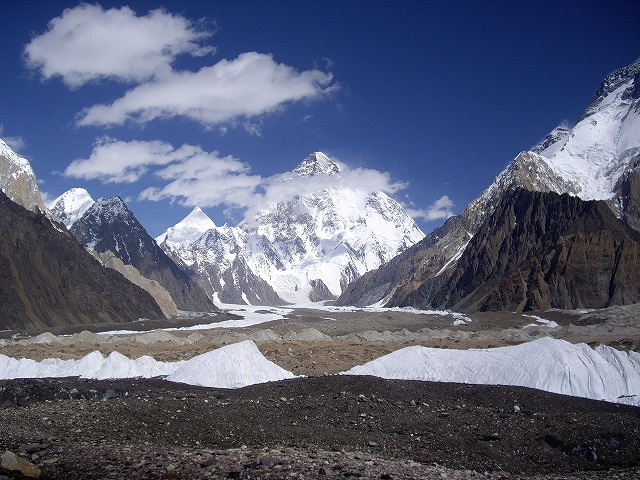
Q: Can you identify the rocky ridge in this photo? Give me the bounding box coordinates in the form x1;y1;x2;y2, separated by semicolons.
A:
0;191;165;331
92;250;179;317
0;138;46;214
70;196;215;313
337;58;640;310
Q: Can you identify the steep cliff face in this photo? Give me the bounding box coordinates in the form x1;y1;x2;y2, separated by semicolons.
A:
71;196;216;313
0;191;165;332
0;138;45;213
406;189;640;312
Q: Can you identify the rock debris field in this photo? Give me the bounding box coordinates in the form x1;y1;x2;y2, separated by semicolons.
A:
1;376;640;480
1;305;640;479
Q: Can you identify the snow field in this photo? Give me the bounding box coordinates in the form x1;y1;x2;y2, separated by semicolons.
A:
1;336;639;405
0;340;294;389
344;337;640;406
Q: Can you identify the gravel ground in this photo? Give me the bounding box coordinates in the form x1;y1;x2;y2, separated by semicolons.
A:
1;375;639;479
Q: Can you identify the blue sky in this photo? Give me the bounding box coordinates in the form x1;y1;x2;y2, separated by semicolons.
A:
1;0;639;237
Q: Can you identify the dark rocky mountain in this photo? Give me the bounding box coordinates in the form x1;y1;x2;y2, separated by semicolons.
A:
0;191;165;332
338;58;640;310
335;216;461;307
70;196;216;313
398;189;640;312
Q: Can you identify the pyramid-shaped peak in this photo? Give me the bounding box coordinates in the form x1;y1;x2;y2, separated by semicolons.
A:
155;206;216;247
95;195;127;209
293;152;340;177
49;188;95;229
181;207;216;229
89;196;133;220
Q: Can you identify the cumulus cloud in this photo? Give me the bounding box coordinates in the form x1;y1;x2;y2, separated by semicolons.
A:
76;52;334;127
140;149;262;209
63;140;407;219
24;4;213;88
406;195;455;222
64;137;201;183
24;5;335;129
146;152;406;218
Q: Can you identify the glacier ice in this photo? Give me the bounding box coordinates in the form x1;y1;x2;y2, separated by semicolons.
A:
344;337;640;406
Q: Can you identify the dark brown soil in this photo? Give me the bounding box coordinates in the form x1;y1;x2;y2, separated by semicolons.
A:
1;375;639;479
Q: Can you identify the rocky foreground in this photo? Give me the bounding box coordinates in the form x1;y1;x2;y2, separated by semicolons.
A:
1;375;639;480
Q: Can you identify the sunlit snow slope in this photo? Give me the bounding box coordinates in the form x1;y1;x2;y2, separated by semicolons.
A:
0;340;295;389
49;188;95;229
345;337;640;406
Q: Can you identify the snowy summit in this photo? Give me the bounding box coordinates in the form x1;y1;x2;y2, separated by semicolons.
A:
49;187;95;229
292;152;340;177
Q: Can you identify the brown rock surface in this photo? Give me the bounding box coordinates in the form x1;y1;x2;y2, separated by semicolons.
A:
0;191;165;332
408;189;640;312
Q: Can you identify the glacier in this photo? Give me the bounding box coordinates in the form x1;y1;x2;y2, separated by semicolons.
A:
0;340;295;389
344;337;640;406
2;337;639;405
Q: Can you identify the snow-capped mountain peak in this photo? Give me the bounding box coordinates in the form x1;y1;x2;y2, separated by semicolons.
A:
534;59;640;202
159;151;425;305
89;196;130;220
292;152;340;177
49;188;95;229
531;125;570;157
156;206;216;248
0;137;46;213
581;57;640;120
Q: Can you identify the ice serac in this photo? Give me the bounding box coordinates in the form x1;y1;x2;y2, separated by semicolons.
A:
71;196;216;312
344;337;640;406
166;340;296;388
49;188;95;229
0;190;165;332
158;152;425;305
0;341;296;388
338;58;640;309
0;137;46;213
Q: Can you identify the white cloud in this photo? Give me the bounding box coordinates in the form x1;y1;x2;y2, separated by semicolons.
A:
406;195;455;222
25;5;335;130
64;137;194;183
63;140;408;220
140;148;262;209
76;52;335;127
24;4;213;88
